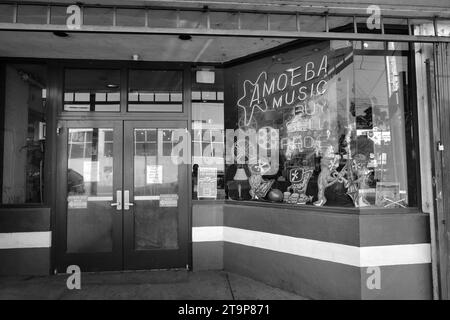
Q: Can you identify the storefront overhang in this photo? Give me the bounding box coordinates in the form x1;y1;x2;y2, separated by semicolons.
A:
14;0;450;17
0;31;296;62
0;1;449;48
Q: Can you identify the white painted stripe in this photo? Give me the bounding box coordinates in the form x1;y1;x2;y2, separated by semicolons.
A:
360;244;432;267
224;227;361;266
0;232;52;249
192;226;431;267
192;226;224;242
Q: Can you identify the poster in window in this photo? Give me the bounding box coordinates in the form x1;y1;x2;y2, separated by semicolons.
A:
197;167;218;199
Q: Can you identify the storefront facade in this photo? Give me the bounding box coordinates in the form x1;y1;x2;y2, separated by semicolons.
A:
0;0;449;300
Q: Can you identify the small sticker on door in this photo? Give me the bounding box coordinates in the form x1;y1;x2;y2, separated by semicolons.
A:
68;195;88;209
159;194;178;207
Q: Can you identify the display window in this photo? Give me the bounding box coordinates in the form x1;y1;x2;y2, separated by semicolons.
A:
220;40;418;208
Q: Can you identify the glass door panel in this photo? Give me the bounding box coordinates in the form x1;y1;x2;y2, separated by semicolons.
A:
56;121;123;272
123;121;189;270
133;129;179;250
66;128;114;253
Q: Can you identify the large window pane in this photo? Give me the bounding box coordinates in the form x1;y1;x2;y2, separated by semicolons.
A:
1;64;47;204
128;70;183;112
64;69;121;112
224;40;416;209
354;53;410;207
191;69;225;200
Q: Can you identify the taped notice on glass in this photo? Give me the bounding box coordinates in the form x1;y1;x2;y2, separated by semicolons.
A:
159;194;178;207
197;167;217;199
147;165;163;184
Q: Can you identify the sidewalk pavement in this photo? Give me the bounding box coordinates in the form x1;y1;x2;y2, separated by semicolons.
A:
0;270;307;300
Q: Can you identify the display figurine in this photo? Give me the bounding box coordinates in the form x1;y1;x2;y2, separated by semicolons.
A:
248;159;274;200
313;125;361;207
283;191;291;203
313;154;341;207
351;154;371;207
287;167;314;204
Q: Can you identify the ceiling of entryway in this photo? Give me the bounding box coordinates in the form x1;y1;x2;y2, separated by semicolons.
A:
0;31;293;63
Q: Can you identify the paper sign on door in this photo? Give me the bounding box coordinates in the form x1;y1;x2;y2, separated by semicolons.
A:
147;165;163;184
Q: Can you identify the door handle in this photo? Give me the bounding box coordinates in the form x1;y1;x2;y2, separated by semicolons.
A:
110;190;122;210
124;190;134;210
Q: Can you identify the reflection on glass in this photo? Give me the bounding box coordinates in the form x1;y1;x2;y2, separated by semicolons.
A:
437;21;450;37
411;19;436;36
128;70;183;112
354;54;409;207
2;64;47;204
66;128;114;253
133;128;182;250
64;69;121;112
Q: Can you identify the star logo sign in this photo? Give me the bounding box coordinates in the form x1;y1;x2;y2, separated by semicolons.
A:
237;71;268;127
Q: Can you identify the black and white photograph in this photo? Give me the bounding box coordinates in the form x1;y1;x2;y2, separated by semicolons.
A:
0;0;449;307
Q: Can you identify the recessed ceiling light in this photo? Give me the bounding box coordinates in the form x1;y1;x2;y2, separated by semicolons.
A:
179;34;192;41
106;84;119;88
272;56;283;62
53;31;69;38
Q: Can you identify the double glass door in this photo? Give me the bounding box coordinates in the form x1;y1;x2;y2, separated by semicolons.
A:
56;120;189;272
